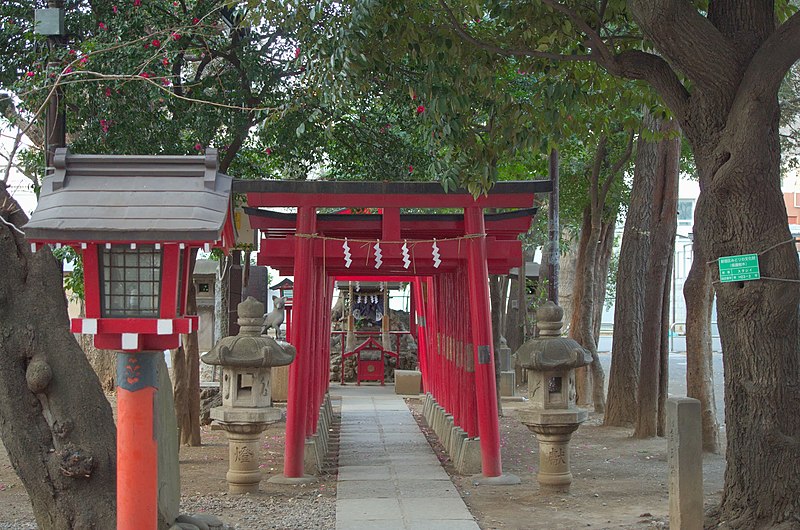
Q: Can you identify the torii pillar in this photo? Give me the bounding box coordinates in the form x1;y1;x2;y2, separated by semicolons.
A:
464;207;516;483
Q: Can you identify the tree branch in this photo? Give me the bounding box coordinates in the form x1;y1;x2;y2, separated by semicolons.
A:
607;50;690;123
601;128;635;204
590;134;607;220
628;0;741;95
437;0;593;62
738;10;800;104
0;94;44;148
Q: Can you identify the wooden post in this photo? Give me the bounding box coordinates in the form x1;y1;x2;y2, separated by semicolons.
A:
117;352;158;530
464;207;503;477
283;206;315;478
668;397;703;530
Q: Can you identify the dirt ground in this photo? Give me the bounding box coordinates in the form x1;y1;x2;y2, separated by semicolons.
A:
0;393;725;530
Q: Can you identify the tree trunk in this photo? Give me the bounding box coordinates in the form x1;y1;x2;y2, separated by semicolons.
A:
605;114;658;427
592;219;615;342
172;253;201;447
489;275;505;417
569;208;608;412
214;256;231;345
81;333;116;393
656;250;674;437
634;120;680;438
570;209;593;406
691;98;800;526
0;187;116;528
684;240;720;453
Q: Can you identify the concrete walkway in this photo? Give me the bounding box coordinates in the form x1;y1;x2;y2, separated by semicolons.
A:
331;383;479;530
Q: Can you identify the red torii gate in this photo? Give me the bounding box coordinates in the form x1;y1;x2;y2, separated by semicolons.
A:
235;179;550;480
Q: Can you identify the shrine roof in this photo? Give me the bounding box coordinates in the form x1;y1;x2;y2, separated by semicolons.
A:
24;148;233;243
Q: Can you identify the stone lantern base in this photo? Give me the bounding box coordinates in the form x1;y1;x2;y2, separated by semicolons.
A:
518;409;587;493
211;407;282;494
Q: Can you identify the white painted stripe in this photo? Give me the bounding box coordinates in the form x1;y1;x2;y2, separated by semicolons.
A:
157;319;173;335
155;243;161;250
121;333;138;350
130;243;137;250
30;243;36;253
80;242;87;249
82;318;98;335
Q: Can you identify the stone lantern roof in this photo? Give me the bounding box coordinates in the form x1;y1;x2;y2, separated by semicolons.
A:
201;297;295;368
515;302;592;371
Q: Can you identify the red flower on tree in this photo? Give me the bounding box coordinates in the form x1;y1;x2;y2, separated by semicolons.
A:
98;22;107;30
194;143;203;151
416;105;425;114
152;39;160;47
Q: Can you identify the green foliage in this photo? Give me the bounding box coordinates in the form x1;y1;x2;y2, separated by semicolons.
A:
51;245;83;300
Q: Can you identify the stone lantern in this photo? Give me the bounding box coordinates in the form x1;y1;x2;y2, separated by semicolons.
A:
201;297;296;494
515;301;592;493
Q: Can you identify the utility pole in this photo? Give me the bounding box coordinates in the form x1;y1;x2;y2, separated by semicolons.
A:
547;148;560;304
35;1;67;169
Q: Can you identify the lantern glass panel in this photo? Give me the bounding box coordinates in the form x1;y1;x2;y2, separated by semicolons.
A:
99;244;162;317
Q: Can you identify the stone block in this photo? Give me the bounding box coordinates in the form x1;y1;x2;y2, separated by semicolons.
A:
455;437;482;475
441;415;454;451
667;398;703;530
394;370;422;395
304;436;324;475
499;371;516;397
448;425;466;460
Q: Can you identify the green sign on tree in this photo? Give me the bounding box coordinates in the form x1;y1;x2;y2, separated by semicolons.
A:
718;254;761;283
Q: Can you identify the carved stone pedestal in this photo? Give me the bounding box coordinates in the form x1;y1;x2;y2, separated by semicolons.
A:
221;423;269;494
213;408;282;494
519;411;587;493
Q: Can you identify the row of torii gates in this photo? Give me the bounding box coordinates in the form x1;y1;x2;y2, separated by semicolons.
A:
237;179;551;479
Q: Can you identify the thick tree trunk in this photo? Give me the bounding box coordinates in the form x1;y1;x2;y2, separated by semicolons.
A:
692;100;800;526
0;187;116;528
605;115;658;427
634;120;679;439
684;241;720;453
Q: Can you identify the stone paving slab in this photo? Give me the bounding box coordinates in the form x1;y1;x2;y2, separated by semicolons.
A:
332;384;479;530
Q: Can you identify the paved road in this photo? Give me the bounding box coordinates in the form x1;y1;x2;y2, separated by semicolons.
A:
597;352;726;429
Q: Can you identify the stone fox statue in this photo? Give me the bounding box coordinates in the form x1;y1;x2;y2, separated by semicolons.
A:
261;296;286;339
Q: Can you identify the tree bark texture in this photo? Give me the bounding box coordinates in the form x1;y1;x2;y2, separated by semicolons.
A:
172;254;201;447
683;241;720;453
634;120;679;439
605;113;658;427
0;187;116;528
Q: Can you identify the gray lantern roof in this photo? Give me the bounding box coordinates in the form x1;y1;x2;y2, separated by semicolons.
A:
24;148;233;243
